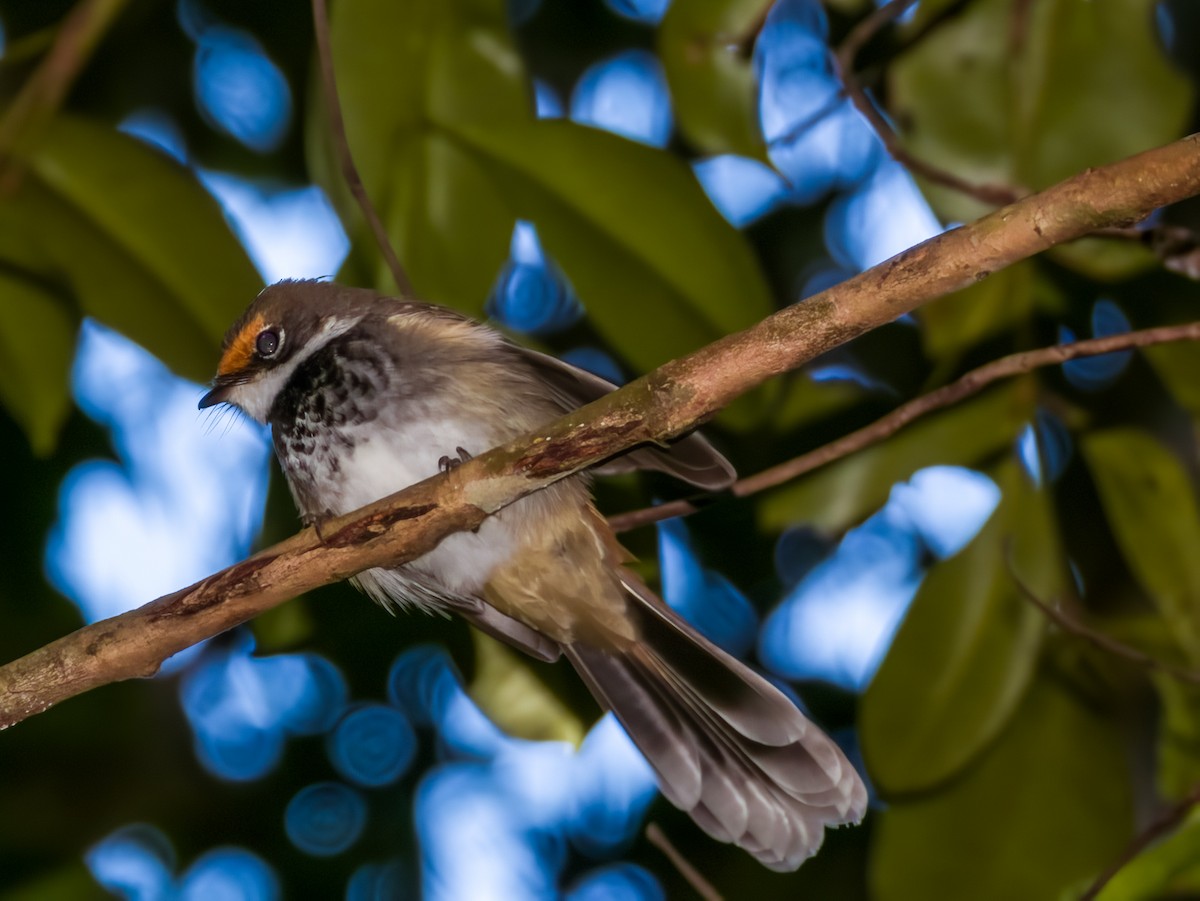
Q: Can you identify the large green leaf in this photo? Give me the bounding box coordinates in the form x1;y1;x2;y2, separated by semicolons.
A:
317;0;524;312
323;0;774;373
870;675;1132;901
659;0;770;159
1082;428;1200;662
0;116;261;450
1144;340;1200;418
468;631;584;746
458;119;772;369
891;0;1191;279
0;117;260;379
1090;806;1200;900
760;379;1031;533
1152;676;1200;801
919;264;1035;362
861;459;1058;793
380;132;516;312
0;274;75;456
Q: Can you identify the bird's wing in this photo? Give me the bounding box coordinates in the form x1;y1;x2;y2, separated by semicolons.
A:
519;347;736;491
440;594;563;663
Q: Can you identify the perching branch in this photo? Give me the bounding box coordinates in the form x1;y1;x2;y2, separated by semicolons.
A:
2;133;1200;730
608;321;1200;534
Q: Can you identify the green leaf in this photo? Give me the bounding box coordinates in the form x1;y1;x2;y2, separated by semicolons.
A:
324;0;774;373
0;275;75;455
1152;676;1200;801
870;675;1133;901
659;0;770;159
1015;0;1191;190
861;459;1058;793
380;132;517;315
889;0;1014;221
768;372;867;433
1091;805;1200;900
468;630;584;746
1144;340;1200;418
0;117;261;382
317;0;525;311
1082;428;1200;662
759;379;1030;533
919;264;1034;361
891;0;1191;279
459;119;774;370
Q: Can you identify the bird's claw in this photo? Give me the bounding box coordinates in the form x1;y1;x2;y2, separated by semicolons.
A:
438;446;473;473
304;510;336;544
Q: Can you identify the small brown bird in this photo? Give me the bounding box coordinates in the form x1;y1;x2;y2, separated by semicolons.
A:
201;279;866;870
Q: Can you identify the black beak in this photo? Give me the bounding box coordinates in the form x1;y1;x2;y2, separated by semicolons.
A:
198;384;232;409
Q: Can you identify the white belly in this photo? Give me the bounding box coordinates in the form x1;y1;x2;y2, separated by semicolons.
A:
333;422;520;601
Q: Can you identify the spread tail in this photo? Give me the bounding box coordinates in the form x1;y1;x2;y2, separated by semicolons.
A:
563;576;867;872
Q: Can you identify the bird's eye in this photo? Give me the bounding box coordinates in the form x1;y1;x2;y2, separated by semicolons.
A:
256;328;281;358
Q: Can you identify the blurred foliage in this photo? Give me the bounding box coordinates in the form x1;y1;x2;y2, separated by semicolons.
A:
861;459;1059;794
0;0;1199;899
658;0;771;159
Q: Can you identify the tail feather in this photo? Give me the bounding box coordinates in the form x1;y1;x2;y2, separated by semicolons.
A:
563;577;867;872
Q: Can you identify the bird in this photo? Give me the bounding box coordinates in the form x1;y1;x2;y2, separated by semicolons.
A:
200;279;867;870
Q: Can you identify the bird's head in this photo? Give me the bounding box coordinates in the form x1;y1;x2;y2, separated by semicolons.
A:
199;280;365;422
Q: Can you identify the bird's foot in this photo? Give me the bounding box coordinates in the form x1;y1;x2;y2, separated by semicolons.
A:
304;509;337;544
438;447;479;532
437;446;473;473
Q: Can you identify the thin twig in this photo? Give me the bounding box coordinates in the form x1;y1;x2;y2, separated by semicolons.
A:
646;822;723;901
766;90;849;167
834;0;1021;207
1009;0;1037;57
1078;783;1200;901
310;0;414;297
0;0;129;187
608;321;1200;533
837;0;921;71
1006;556;1200;686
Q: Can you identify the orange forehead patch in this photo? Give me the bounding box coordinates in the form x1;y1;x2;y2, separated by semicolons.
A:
217;312;266;377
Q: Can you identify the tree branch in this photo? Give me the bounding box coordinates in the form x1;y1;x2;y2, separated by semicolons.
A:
310;0;414;297
2;133;1200;730
608;321;1200;533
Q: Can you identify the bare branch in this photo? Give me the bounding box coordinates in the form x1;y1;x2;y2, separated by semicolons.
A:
3;132;1200;730
311;0;414;297
1007;558;1200;686
608;321;1200;533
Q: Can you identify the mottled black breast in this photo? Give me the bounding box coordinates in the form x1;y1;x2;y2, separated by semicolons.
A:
268;329;396;504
